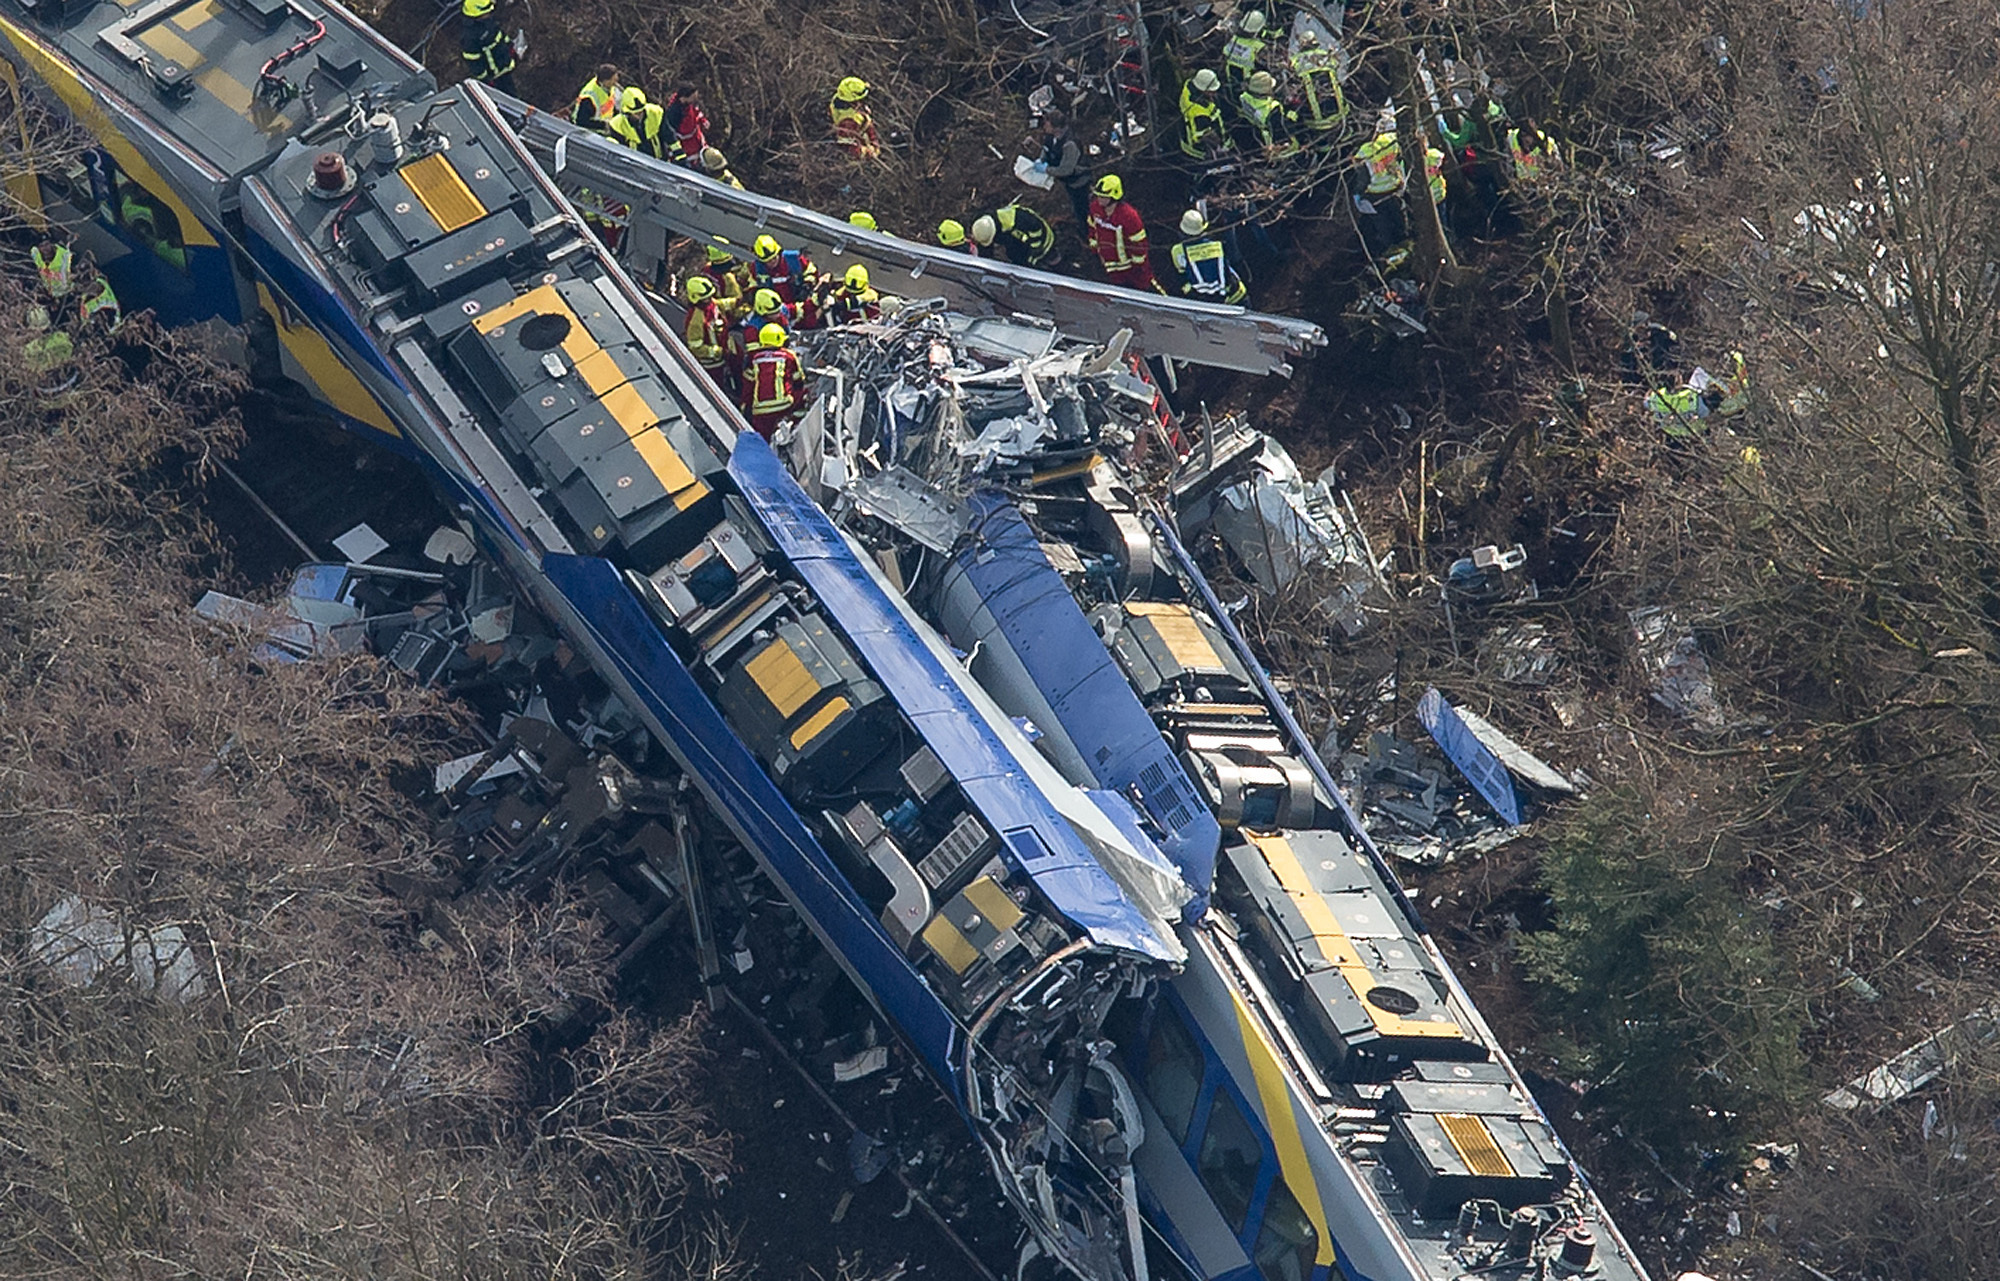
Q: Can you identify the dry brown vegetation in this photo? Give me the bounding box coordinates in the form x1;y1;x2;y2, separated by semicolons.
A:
0;276;734;1277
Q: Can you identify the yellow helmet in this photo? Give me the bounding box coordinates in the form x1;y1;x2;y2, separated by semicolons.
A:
848;210;878;231
842;264;870;291
970;215;997;245
685;276;716;304
462;0;495;17
836;76;870;103
1094;173;1123;200
937;219;967;247
752;287;783;315
759;323;788;348
704;244;733;263
752;234;782;261
619;87;647;113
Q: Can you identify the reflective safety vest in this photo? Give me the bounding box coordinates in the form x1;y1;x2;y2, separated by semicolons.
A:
1239;91;1297;153
610;103;667;160
572;78;617;130
24;328;73;374
1170;236;1246;304
1356;132;1403;194
1422;145;1445;205
79;277;121;332
460;17;516;83
830;99;879;157
702;261;747;312
728;307;791;370
1645;385;1707;436
31;243;73;298
1179;83;1229;160
1292;48;1345;130
683;298;725;369
1089;198;1149;273
823;286;880;326
742;346;804;417
1222;33;1264;83
1507;127;1556;182
992;202;1055;265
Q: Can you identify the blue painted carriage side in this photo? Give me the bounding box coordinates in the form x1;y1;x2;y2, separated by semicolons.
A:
242;230;406;388
954;493;1220;912
728;435;1181;964
538;550;965;1097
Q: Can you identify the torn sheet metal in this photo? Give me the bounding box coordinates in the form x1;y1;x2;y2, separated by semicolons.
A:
1450;704;1578;796
1824;1007;2000;1110
30;895;209;1003
1415;688;1524;826
1174;430;1382;634
1629;606;1728;730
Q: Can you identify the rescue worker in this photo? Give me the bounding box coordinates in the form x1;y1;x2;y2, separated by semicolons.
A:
700;147;745;190
459;0;517;95
572;64;621;132
682;275;730;391
77;268;122;335
1239;71;1298;155
749;234;815;307
609;87;667;160
830;77;881;160
21;304;77;396
31;238;74;300
1179;68;1231;163
728;287;793;383
740;323;806;441
848;210;880;232
1507;118;1559;184
937;219;978;255
1088;174;1160;293
700;243;749;312
1221;10;1268;93
1291;30;1345;132
970;202;1055;267
820;264;881;326
662;85;709;167
1170;210;1246;304
1039;112;1092;233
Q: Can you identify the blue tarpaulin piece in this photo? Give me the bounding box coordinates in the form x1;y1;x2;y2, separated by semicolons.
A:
1415;687;1522;826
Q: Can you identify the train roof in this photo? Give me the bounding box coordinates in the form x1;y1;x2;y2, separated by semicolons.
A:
3;0;422;185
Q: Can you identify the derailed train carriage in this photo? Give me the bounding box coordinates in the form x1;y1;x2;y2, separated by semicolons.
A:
0;0;1650;1275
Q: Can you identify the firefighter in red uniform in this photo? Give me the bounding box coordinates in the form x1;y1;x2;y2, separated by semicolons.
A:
727;288;792;386
682;276;730;393
1088;174;1161;293
750;234;816;308
741;323;806;441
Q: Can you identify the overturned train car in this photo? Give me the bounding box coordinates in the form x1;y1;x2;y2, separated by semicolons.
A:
0;2;1649;1276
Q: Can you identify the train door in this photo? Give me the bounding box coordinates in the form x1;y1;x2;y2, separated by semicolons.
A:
33;147;237;326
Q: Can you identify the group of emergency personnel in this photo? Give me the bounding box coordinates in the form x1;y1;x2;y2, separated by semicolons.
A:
680;234;883;440
446;0;1688;433
20;236;121;396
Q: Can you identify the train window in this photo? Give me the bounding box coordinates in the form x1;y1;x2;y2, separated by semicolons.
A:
113;173;188;273
1251;1179;1319;1281
1141;1006;1203;1146
1195;1090;1261;1234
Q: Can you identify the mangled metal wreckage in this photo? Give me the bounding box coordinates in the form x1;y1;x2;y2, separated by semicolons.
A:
715;306;1650;1281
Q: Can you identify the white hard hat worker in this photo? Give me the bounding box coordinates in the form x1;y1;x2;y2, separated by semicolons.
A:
1241;9;1266;34
971;215;997;246
1179;209;1207;237
1192;68;1221;93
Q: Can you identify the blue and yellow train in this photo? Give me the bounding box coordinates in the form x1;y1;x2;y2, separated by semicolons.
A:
0;2;1651;1276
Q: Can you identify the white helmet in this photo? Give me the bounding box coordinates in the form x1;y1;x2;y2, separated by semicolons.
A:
1193;68;1221;93
971;215;997;245
1241;9;1266;34
1179;209;1207;236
